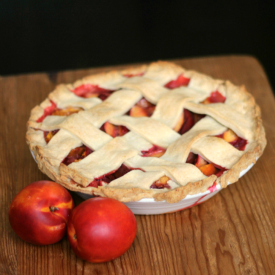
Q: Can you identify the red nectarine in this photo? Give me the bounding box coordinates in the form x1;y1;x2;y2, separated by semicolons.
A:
67;197;137;263
104;121;129;137
9;181;74;245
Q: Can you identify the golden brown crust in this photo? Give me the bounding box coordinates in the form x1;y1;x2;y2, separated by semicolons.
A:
26;61;266;203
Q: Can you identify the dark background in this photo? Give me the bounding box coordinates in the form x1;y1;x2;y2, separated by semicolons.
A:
1;0;275;89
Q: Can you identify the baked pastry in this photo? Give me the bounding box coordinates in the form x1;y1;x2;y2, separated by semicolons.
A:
26;61;266;203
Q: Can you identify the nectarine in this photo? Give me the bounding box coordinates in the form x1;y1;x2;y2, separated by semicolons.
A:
129;105;147;117
67;197;137;263
9;181;74;245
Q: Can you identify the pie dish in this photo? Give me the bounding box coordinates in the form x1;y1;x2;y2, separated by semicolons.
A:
26;61;266;204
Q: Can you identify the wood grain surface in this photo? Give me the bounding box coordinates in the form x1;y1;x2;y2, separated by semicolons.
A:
1;55;275;275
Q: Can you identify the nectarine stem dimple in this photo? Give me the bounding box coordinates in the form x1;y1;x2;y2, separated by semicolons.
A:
49;206;59;212
74;234;77;240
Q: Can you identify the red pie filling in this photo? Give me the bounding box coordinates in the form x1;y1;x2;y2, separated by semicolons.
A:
174;109;205;135
88;164;141;187
101;122;129;138
186;153;227;177
230;138;247;151
176;109;195;134
165;74;190;89
123;72;144;78
72;84;114;100
216;129;247;151
129;98;156;117
62;145;93;166
37;101;57;122
37;101;83;122
202;91;226;104
44;129;59;143
172;91;225;135
141;145;166;158
150;176;171;189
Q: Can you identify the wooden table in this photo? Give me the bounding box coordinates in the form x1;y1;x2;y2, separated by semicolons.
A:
1;56;275;275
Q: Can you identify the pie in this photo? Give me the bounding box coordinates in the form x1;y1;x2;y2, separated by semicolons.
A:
26;61;266;203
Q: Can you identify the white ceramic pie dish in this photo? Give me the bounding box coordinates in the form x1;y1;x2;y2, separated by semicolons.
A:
31;149;253;215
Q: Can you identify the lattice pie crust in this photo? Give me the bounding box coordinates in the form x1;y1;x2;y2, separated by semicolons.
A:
26;61;266;203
